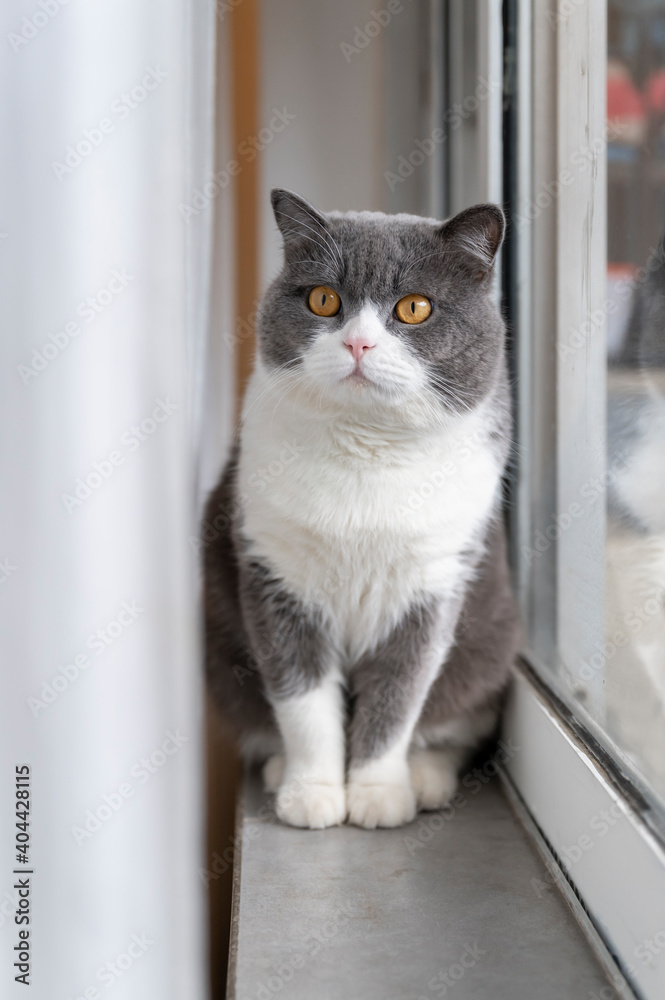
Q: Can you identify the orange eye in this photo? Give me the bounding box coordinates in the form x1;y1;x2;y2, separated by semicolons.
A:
395;294;432;324
308;286;341;317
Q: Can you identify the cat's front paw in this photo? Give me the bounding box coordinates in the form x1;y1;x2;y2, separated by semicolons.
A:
275;780;346;829
346;781;416;829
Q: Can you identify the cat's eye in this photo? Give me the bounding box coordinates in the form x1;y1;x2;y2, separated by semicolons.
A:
394;294;432;325
308;286;341;317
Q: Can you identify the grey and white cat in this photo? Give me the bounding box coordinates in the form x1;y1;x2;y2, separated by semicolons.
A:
204;189;519;829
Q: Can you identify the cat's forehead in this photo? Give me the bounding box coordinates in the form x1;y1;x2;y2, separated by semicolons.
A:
328;208;440;227
327;208;439;245
322;209;442;290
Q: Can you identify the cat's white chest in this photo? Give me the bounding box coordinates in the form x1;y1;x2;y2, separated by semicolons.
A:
238;387;500;659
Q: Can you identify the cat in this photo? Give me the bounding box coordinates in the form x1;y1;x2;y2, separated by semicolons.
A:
204;189;519;830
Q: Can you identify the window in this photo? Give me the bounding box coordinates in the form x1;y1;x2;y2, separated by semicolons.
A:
503;3;665;998
605;0;665;811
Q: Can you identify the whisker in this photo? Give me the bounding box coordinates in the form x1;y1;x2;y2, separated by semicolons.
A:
268;372;316;431
296;202;345;271
425;376;476;413
278;229;342;273
427;376;476;401
278;213;340;273
241;358;303;422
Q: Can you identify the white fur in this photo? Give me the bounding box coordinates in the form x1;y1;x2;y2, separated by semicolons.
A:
345;605;465;828
275;783;346;830
346;782;416;829
347;729;416;828
409;711;498;811
613;396;665;534
409;748;464;810
240;307;501;665
241;304;502;828
270;671;346;829
413;708;498;750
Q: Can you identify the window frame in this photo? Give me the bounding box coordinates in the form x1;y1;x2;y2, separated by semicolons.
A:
496;3;665;998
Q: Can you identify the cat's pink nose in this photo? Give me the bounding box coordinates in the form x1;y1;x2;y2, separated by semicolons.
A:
343;335;376;363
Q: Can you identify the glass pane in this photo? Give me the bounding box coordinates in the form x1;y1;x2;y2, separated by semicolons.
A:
605;1;665;802
518;2;665;814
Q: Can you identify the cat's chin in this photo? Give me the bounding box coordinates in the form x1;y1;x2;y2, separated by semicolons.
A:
297;365;432;418
330;372;411;407
333;386;403;414
338;372;386;399
341;370;372;386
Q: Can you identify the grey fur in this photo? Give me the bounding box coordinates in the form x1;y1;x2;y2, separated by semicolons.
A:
238;556;334;700
618;234;665;370
263;189;508;415
348;596;459;764
608;229;665;531
204;189;518;775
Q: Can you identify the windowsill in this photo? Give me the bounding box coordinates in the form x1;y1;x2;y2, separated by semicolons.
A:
227;767;617;999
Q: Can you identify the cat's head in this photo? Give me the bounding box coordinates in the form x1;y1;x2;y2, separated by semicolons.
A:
256;189;506;423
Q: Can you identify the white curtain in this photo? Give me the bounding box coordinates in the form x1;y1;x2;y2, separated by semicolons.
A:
1;2;216;998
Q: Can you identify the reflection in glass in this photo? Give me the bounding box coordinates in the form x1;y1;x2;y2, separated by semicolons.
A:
606;0;665;801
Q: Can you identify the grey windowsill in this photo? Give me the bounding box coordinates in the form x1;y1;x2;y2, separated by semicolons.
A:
227;771;616;1000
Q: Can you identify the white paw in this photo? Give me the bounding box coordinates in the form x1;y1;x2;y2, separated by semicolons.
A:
262;753;285;793
409;749;459;811
275;781;346;829
346;781;416;829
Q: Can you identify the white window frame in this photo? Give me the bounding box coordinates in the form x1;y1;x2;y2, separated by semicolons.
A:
498;4;665;999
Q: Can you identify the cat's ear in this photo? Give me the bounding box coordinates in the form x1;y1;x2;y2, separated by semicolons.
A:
439;204;505;280
271;188;333;260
